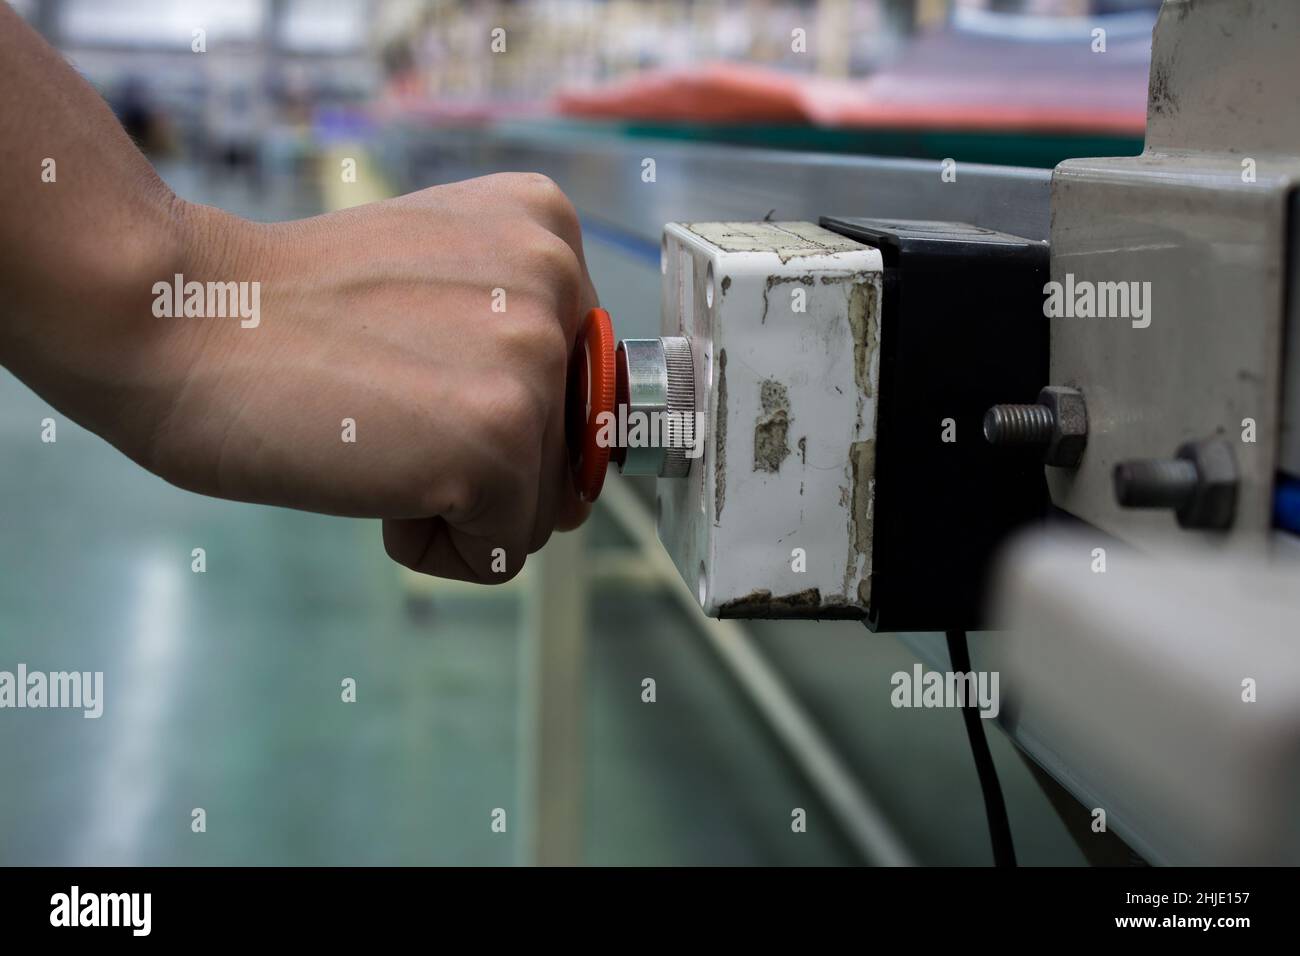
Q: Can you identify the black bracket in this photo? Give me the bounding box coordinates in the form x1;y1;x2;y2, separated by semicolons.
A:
820;217;1050;632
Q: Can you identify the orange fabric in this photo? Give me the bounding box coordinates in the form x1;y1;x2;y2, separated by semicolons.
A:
555;60;1147;136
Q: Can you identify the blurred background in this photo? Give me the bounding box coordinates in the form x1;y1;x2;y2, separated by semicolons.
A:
1;0;1160;865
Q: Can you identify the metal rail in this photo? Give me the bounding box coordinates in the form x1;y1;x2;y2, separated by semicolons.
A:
388;120;1053;243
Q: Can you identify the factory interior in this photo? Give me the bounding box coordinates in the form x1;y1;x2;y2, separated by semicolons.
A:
1;0;1297;886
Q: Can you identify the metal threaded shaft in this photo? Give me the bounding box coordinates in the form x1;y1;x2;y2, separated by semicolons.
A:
1113;458;1199;508
983;404;1055;445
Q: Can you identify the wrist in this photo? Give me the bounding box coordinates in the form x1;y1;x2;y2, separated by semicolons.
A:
119;199;270;469
11;188;266;471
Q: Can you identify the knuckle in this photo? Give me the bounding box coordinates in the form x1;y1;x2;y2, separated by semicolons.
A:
513;174;582;236
523;234;582;311
495;308;569;372
541;182;581;230
519;172;564;202
530;229;581;279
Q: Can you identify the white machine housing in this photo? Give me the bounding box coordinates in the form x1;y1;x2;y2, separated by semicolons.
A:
656;221;883;617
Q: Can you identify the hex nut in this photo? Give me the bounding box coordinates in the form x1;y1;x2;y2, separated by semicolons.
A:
1037;386;1088;467
1175;438;1238;530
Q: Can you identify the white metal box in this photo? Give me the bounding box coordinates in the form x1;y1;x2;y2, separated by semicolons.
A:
656;221;883;617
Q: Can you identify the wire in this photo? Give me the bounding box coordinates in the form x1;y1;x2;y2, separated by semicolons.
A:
946;629;1017;867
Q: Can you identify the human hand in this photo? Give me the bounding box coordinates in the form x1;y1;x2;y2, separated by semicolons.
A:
138;174;597;582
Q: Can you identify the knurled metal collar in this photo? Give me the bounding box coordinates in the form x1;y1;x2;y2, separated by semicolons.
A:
616;336;697;478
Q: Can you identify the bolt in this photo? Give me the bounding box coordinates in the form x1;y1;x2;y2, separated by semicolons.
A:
1113;459;1199;509
983;404;1054;445
1112;438;1237;530
983;386;1088;467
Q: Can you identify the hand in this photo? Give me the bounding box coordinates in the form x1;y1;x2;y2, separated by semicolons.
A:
0;9;595;583
138;174;597;582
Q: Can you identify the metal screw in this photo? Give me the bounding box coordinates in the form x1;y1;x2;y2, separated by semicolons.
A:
983;386;1088;467
1113;459;1199;509
983;404;1054;445
1113;438;1238;530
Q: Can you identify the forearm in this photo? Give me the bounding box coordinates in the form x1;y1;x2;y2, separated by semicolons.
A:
0;4;596;576
0;4;204;448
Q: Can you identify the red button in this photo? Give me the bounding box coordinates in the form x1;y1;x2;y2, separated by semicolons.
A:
567;307;616;502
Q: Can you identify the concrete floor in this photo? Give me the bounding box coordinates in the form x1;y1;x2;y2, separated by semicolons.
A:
0;158;1085;865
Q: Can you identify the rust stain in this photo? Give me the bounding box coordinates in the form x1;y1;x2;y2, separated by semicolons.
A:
760;274;813;324
717;588;864;620
714;349;727;523
754;379;791;473
845;278;879;398
844;439;876;606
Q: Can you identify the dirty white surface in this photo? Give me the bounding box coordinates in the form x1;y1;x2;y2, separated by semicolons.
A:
656;222;884;617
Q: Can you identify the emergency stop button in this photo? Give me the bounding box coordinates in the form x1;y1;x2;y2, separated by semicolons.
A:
568;307;616;502
567;307;697;503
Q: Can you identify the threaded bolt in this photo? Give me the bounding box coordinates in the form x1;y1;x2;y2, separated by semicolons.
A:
984;386;1088;467
1112;439;1237;530
983;404;1055;445
1113;459;1199;508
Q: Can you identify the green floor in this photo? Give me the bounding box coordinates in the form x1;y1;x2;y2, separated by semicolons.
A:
0;160;1086;865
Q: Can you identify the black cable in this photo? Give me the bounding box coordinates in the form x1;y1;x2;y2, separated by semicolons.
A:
946;629;1017;867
